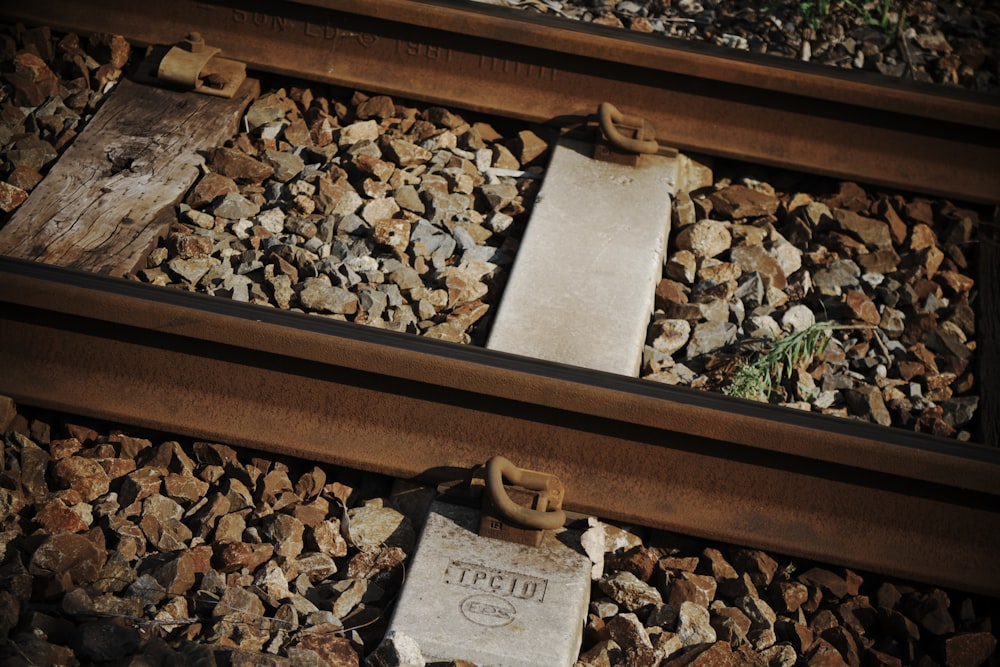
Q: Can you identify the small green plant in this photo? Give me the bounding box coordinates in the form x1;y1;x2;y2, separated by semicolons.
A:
761;0;908;35
723;322;871;401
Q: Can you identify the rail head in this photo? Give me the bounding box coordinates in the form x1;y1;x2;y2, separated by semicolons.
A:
2;257;998;595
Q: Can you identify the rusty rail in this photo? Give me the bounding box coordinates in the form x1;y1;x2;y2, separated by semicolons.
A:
2;258;999;595
2;0;999;203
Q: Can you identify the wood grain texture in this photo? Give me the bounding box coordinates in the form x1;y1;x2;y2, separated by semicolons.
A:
0;77;258;275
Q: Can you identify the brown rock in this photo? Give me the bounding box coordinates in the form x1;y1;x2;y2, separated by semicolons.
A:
170;233;215;260
139;512;192;552
824;182;869;212
296;633;360;666
148;550;197;595
512;129;548;164
703;548;738;580
48;437;83;460
52;456;111;502
729;245;786;292
0;181;29;213
355;94;396;120
798;568;849;601
214;541;275;573
902;589;955;636
605;546;657;582
663;640;765;667
34;497;90;532
119;467;163;506
163;471;210;502
909;223;938;251
730;549;778;588
96;455;136;480
920;245;945;278
668;571;718;609
936;271;974;295
710;185;779;219
346;545;406;583
856;248;900;274
6;52;60;105
29;532;107;595
674;191;697;227
775;619;814;653
659;556;700;573
833;209;892;249
607;613;660;666
711;605;752;647
372;217;412;259
942;632;998;667
656;279;689;310
187;172;240;209
844;385;892;426
904;199;936;226
6;166;43;195
769;580;809;613
845;290;880;325
667;250;698;284
208;147;274;183
821;626;861;667
807;637;850;667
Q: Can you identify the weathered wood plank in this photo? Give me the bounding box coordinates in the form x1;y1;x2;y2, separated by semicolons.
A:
0;77;258;275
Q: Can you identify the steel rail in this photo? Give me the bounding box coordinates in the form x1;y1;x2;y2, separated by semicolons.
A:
2;0;999;203
2;257;999;595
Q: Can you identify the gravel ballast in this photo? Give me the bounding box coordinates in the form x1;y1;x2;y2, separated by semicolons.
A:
1;403;997;667
471;0;1000;94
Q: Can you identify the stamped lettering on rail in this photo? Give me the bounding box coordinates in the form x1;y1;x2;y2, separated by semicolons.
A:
396;41;452;61
229;9;378;50
444;560;548;603
479;55;556;81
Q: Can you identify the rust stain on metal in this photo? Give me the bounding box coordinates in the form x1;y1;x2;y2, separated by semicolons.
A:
1;259;999;595
2;0;998;203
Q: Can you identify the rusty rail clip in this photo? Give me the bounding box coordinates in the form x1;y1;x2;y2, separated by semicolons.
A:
146;33;246;98
478;456;566;548
594;102;677;165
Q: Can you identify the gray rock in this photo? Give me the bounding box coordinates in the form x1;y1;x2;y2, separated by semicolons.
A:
347;505;415;552
262;149;305;182
736;595;777;650
299;277;359;315
686;321;737;358
213;192;261;220
844;384;892;426
781;304;816;333
260;513;305;558
812;259;861;296
677;601;716;646
834;209;892;249
598;571;663;611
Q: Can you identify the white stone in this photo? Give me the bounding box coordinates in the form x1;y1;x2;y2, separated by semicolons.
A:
368;630;426;667
675;220;731;259
652;319;691;356
339;120;380;146
677;601;716;646
781;304;816;333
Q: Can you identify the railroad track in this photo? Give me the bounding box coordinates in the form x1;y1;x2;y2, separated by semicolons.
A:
1;0;999;657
